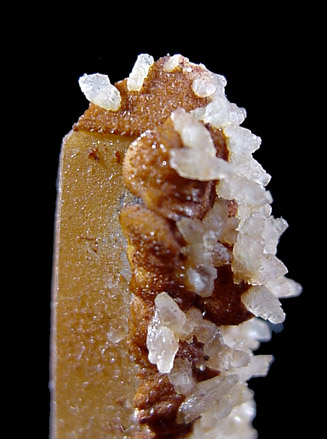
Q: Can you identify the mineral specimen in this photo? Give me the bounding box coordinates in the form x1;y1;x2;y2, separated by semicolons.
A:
51;54;301;439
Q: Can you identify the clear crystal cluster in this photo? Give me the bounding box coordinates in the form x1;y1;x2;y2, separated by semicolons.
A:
176;199;236;297
78;54;155;110
168;68;302;324
146;57;302;438
147;292;274;438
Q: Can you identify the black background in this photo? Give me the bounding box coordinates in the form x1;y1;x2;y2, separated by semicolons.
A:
13;7;321;439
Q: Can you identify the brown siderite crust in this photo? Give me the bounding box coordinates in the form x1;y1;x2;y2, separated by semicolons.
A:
123;117;227;221
120;142;253;437
120;204;192;306
195;265;253;325
74;56;210;137
135;373;187;437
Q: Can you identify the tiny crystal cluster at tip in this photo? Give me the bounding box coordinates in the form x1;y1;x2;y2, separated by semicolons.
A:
78;53;302;439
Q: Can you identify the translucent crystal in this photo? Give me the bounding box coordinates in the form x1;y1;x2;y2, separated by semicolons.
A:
168;357;196;395
192;72;227;99
217;176;271;207
177;217;204;245
192;77;218;97
192;312;218;344
262;217;288;255
170;108;234;181
163;54;183;72
186;264;217;297
202;199;230;235
221;318;272;352
204;238;231;267
177;375;239;424
146;293;189;373
201;383;253;426
232;232;265;282
107;327;125;344
265;276;303;298
78;73;121;111
208;342;250;372
154;292;186;333
171;108;216;158
146;314;179;374
224;125;262;157
231;155;271;187
199;96;247;128
176;199;233;295
192;400;258;439
232;354;273;382
127;53;154;91
182;307;204;338
241;286;285;324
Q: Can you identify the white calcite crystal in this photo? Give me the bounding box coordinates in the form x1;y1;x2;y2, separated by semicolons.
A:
220;317;272;353
163;54;183;72
177;374;239;425
146;292;190;373
169;357;196;395
146;293;180;373
199;382;254;428
192;399;257;439
170;108;233;181
127;53;154;91
186;265;218;297
241;285;286;324
167;62;301;325
78;73;121;111
177;198;236;297
158;56;301;438
191;72;246;128
145;290;274;437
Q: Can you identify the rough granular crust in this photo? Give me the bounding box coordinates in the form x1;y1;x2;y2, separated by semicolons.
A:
195;264;252;325
133;336;218;438
123;117;227;221
109;57;256;433
129;295;155;368
74;56;211;137
120;204;196;307
134;372;190;438
121;188;253;436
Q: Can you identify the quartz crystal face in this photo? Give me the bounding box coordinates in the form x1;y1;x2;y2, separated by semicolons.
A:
51;54;302;439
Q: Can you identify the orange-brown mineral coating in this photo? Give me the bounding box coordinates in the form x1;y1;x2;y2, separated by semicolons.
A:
120;202;252;436
129;295;219;438
119;113;253;436
123;117;227;221
74;56;211;137
195;265;253;325
120;204;195;307
120;204;252;328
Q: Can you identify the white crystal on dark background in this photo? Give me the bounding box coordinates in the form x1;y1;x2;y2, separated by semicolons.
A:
127;53;154;91
78;73;121;111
